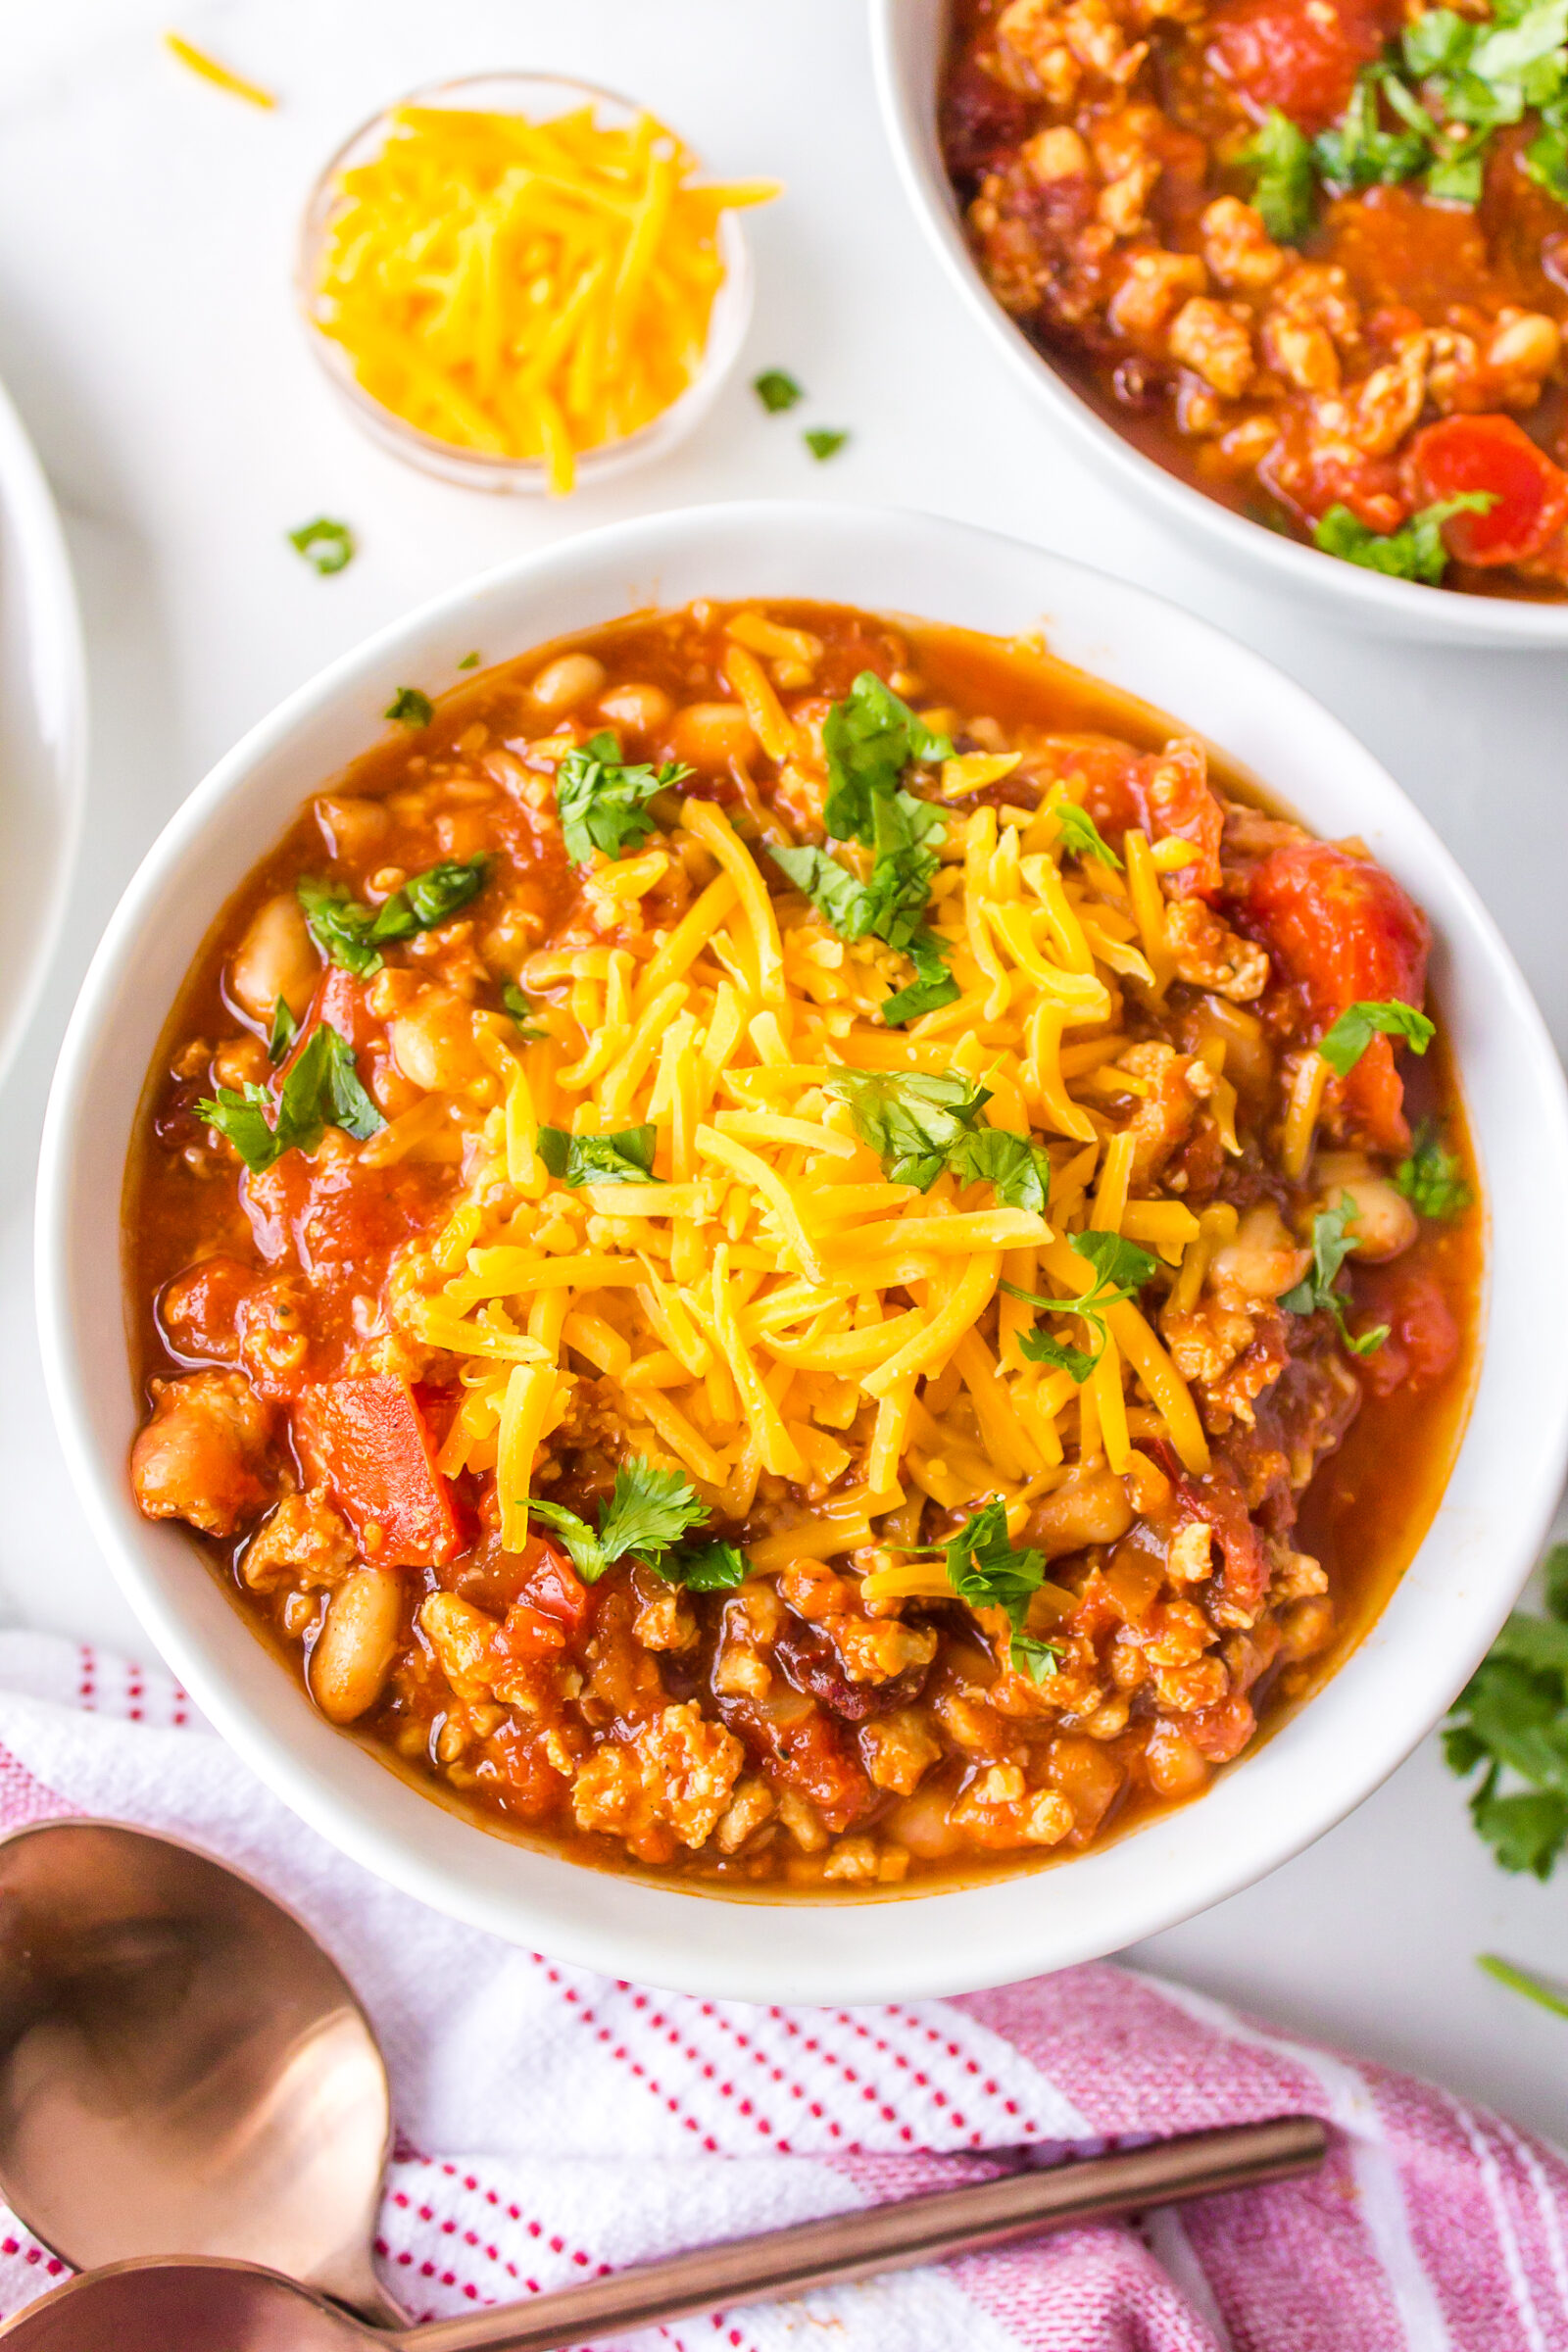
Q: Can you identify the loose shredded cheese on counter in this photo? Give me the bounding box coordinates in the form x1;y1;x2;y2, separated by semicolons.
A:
165;31;276;108
308;100;778;492
390;628;1226;1558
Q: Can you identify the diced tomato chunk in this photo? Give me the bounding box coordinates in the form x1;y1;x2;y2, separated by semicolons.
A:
1352;1267;1460;1398
1205;0;1397;132
294;1374;460;1567
495;1602;566;1660
1404;415;1568;568
1245;840;1431;1152
1136;739;1225;901
519;1538;592;1640
1173;1457;1270;1623
277;967;376;1084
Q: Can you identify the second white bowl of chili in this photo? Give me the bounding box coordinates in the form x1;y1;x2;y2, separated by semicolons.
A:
36;500;1568;2000
874;0;1568;646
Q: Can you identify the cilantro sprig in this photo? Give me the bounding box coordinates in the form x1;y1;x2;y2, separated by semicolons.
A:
822;673;952;843
1280;1196;1388;1355
554;731;692;866
1318;998;1435;1077
1395;1119;1474;1220
1314;497;1495;585
1247;0;1568;232
825;1070;1054;1207
297;858;489;978
537;1125;657;1187
197;1020;383;1173
902;1499;1061;1682
529;1460;727;1586
1004;1230;1159;1383
1446;1544;1568;1878
776;675;958;1024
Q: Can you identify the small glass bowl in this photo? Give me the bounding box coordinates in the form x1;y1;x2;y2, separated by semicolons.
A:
295;72;756;496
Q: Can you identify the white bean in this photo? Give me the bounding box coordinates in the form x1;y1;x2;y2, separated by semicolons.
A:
228;893;318;1023
1323;1174;1419;1262
529;653;607;713
598;682;673;734
310;1570;403;1724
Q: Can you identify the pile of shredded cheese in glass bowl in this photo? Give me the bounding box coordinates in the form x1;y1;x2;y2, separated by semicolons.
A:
297;74;776;494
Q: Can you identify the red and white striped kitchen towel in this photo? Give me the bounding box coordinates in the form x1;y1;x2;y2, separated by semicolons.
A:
0;1629;1561;2352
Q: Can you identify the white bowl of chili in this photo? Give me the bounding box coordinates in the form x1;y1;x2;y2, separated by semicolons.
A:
872;0;1568;646
36;500;1568;2001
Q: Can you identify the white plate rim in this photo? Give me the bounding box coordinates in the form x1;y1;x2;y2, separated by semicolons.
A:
0;372;88;1097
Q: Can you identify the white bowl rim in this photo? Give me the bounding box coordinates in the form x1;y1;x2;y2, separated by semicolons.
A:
868;0;1568;648
35;497;1568;2001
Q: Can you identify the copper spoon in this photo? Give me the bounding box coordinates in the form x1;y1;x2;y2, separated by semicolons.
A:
0;2115;1327;2349
0;1819;399;2322
0;1819;1327;2349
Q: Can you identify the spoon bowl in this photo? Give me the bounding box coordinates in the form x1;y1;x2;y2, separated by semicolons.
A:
0;1822;395;2320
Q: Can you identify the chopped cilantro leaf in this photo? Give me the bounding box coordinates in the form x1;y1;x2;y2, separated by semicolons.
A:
950;1126;1054;1213
529;1459;711;1583
1314;495;1495;584
1318;998;1435;1076
940;1500;1058;1681
555;730;692;865
267;997;297;1064
879;949;961;1026
385;686;434;727
501;981;548;1040
804;427;849;461
1395;1118;1474;1220
457;650;481;670
1017;1327;1100;1384
1314;67;1430;188
288;516;355;576
297;878;381;978
197;1019;383;1173
774;750;956;1022
1052;802;1123;870
822;673;954;845
525;1497;608;1581
1242;106;1317;239
653;1539;749;1592
297;858;488;977
1446;1544;1568;1879
1072;1229;1157;1296
1280;1196;1388;1355
754;369;804;413
825;1070;992;1191
536;1124;657;1187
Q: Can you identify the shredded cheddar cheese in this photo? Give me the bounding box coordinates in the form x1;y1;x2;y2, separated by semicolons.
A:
388;624;1229;1570
307;98;778;492
165;31;276;108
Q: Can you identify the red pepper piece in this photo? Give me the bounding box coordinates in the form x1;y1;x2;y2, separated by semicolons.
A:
1245;839;1430;1153
294;1375;460;1567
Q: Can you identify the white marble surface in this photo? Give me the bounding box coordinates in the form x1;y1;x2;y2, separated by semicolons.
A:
3;0;1566;2137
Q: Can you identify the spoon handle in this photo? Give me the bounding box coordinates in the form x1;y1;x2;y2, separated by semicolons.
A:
403;2113;1326;2352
